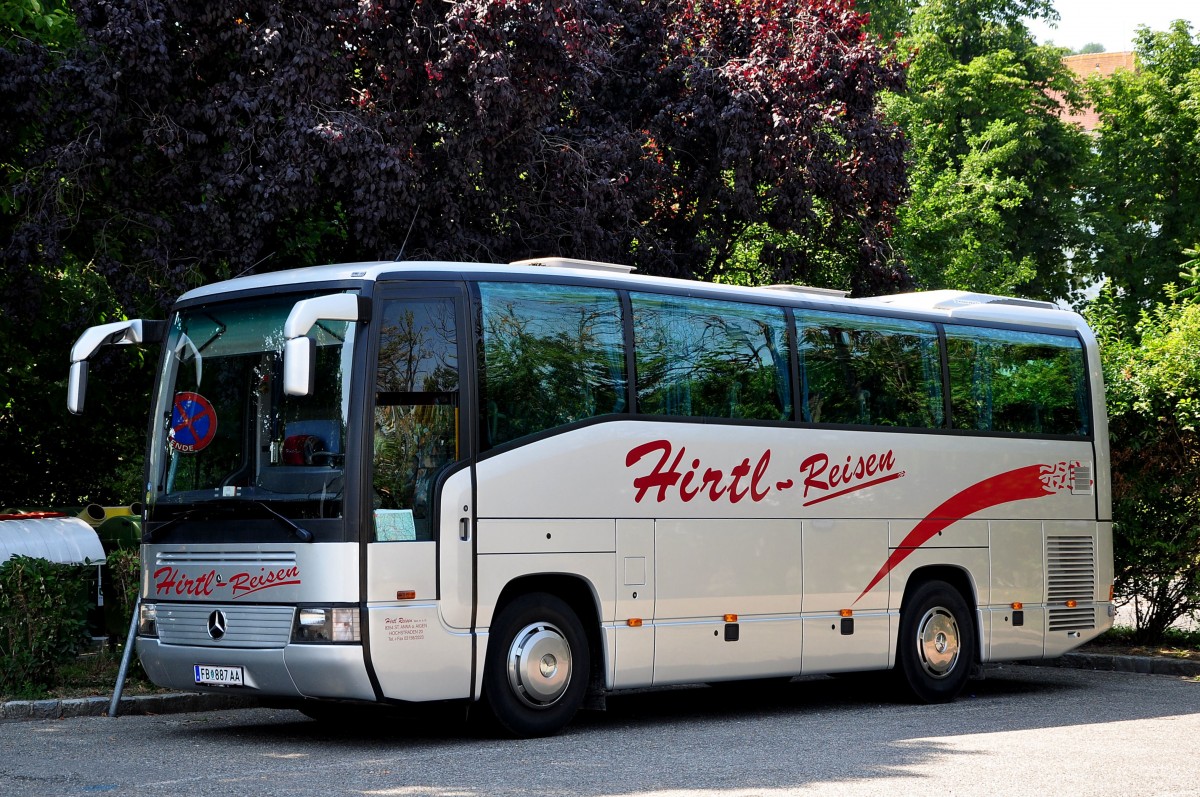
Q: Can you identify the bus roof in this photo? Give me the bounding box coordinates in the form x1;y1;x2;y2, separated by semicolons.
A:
178;259;1088;333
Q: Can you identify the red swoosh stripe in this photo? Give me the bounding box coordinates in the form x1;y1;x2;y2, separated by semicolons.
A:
854;464;1058;604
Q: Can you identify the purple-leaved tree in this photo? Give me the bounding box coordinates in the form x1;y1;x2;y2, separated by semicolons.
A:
0;0;908;504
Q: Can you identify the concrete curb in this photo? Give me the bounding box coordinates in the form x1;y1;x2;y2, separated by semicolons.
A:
1029;651;1200;678
4;652;1197;721
0;692;258;722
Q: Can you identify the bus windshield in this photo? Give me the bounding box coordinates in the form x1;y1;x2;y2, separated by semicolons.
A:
147;292;357;521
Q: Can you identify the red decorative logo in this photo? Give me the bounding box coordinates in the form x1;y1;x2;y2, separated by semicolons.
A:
623;441;1084;607
855;461;1081;603
228;566;302;598
153;565;301;599
153;566;216;597
624;439;904;506
796;451;902;506
625;440;774;504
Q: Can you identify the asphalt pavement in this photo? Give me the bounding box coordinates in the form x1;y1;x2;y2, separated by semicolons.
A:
2;649;1198;722
2;664;1199;797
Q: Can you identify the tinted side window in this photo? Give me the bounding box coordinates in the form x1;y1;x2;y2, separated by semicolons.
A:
479;282;626;448
632;293;792;420
946;326;1089;436
798;312;943;428
373;297;461;542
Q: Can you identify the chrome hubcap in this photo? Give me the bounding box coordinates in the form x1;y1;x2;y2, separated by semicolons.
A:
916;606;960;678
506;622;572;708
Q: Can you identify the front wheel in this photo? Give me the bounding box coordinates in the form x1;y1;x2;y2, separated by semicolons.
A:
481;592;590;737
894;580;975;703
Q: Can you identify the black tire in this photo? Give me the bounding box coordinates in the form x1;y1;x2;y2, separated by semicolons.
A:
894;580;975;704
481;592;590;737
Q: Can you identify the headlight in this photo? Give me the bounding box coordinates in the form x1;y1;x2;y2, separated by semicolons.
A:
292;607;360;643
138;603;159;638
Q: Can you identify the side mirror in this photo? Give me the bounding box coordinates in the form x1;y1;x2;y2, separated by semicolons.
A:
283;294;369;397
283;336;317;397
68;361;90;416
68;319;166;414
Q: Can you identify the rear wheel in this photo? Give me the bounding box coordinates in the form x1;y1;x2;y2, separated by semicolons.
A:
481;592;590;737
894;580;975;703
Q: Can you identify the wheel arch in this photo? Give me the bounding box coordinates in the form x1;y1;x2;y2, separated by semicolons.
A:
489;573;606;694
898;564;982;659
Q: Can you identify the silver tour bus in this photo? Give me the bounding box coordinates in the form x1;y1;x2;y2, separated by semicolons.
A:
68;258;1114;736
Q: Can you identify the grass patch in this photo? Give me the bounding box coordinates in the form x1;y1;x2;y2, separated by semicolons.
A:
1081;626;1200;660
1;643;171;702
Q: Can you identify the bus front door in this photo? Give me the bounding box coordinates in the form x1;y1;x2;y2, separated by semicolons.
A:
363;285;475;702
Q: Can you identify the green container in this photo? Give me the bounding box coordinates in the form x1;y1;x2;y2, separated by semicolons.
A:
96;515;142;551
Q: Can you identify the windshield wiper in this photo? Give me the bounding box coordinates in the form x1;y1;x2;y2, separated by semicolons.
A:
254;501;314;543
143;508;196;542
142;504;233;542
143;500;313;543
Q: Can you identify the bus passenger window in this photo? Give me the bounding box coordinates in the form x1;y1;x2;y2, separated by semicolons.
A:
479;282;626;448
632;294;792;421
946;326;1089;436
797;312;943;429
372;298;460;542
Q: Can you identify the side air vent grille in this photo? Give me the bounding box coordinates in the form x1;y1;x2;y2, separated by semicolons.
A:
156;551;297;567
1047;535;1096;632
1048;607;1095;632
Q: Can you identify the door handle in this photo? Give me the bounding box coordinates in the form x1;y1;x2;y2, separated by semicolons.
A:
459;516;470;541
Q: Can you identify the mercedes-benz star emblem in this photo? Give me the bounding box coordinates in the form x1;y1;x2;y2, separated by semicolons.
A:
207;610;228;640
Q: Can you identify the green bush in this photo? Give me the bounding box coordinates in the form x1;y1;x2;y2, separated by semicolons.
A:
103;547;141;638
0;555;94;696
1089;284;1200;642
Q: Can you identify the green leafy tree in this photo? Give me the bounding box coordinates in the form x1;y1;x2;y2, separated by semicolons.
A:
1089;282;1200;641
1085;21;1200;319
0;259;151;508
857;0;919;40
883;0;1092;300
1178;246;1200;302
1;0;79;49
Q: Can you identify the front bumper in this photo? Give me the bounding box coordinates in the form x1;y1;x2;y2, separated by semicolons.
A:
137;637;376;701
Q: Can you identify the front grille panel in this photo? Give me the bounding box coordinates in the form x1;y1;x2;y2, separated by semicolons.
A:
156;604;295;648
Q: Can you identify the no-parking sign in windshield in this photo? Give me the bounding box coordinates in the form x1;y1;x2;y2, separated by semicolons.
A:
169;392;218;453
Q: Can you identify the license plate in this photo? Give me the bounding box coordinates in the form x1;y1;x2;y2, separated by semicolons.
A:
194;664;244;687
